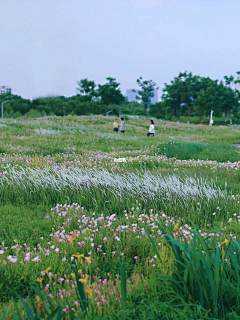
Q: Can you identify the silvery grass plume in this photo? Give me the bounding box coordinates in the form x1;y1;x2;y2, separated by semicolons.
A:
122;114;163;121
34;124;93;135
0;167;227;204
33;128;61;135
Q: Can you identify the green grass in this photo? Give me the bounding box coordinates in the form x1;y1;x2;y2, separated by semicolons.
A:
158;141;240;162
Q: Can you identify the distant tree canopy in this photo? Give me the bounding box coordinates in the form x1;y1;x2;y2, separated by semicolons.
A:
160;71;239;123
134;77;158;116
1;72;239;122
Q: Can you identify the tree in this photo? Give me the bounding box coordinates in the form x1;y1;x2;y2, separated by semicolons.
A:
178;72;201;124
224;75;235;89
135;77;158;117
162;78;183;122
97;77;125;105
149;102;165;119
77;79;96;102
235;72;240;100
161;72;199;122
194;80;219;122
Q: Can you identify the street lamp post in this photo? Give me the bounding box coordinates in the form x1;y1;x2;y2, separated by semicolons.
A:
209;110;214;126
1;100;9;120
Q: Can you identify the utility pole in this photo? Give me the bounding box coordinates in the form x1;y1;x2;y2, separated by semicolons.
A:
1;100;9;120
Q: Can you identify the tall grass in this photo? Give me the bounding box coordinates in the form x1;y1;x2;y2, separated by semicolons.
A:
0;167;228;216
158;141;240;162
150;224;240;319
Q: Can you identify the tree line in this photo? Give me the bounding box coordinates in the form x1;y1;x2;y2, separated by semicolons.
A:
1;72;240;123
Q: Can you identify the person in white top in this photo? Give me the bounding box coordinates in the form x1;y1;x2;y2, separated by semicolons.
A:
147;120;155;137
113;119;119;132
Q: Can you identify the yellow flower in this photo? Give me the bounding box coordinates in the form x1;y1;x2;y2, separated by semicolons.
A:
221;239;230;246
78;269;83;275
72;254;85;259
73;230;78;240
36;277;44;286
173;224;179;232
85;287;92;297
71;273;76;279
69;231;78;244
79;274;89;284
85;256;91;264
36;295;40;302
41;267;50;274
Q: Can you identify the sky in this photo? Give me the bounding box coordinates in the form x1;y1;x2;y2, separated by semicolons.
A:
0;0;239;100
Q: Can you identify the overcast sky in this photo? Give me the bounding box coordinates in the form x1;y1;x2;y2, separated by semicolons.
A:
0;0;239;100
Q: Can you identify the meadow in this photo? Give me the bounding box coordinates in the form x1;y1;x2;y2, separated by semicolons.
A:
1;115;240;319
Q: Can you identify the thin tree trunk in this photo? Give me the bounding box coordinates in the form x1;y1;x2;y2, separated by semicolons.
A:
225;111;227;123
177;107;180;122
228;111;232;124
187;107;191;124
201;113;204;123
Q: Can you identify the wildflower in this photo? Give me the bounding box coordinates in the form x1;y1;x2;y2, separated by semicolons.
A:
221;239;230;245
32;256;40;262
37;277;44;286
85;256;91;264
85;287;92;297
173;224;179;231
78;269;83;275
71;273;76;279
79;274;89;284
72;254;85;259
73;230;78;240
41;267;50;275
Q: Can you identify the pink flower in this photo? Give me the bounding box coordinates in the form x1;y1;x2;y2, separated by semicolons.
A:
32;256;40;262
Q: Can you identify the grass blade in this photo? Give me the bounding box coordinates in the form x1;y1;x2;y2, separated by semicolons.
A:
119;259;127;312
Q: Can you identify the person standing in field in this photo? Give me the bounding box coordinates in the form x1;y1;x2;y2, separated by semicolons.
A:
120;117;125;133
147;120;155;137
113;119;119;132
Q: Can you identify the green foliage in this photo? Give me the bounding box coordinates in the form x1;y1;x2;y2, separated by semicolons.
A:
161;71;240;123
97;77;125;105
158;141;239;162
135;77;158;116
150;226;240;319
77;78;97;102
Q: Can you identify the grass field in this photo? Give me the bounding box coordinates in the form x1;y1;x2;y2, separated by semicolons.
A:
1;115;240;319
